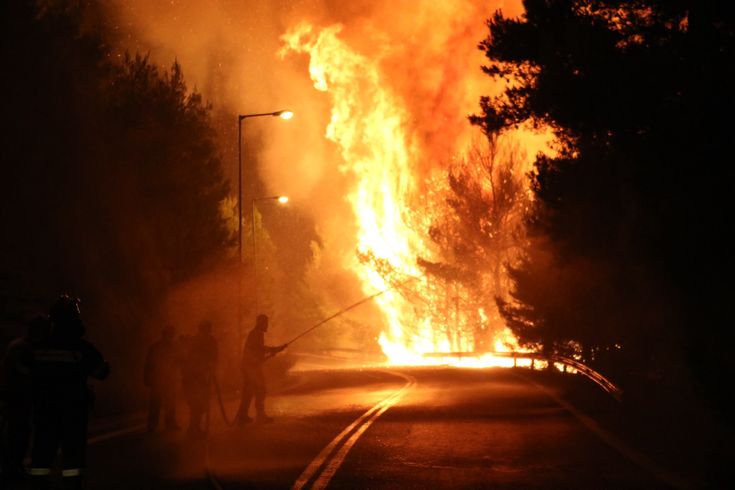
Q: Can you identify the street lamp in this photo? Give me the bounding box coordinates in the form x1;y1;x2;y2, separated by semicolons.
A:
237;110;293;339
251;195;289;313
237;110;293;263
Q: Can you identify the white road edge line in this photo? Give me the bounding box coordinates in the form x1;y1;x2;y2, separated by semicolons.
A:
519;374;692;490
88;424;147;445
292;370;416;490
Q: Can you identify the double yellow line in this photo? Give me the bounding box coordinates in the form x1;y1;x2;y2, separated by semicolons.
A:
292;370;417;490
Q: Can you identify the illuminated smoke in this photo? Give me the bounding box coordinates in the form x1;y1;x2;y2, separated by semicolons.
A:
105;0;548;362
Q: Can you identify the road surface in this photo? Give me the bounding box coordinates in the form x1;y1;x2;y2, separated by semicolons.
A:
82;365;673;489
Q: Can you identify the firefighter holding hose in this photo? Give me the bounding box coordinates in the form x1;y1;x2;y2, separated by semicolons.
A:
236;314;285;425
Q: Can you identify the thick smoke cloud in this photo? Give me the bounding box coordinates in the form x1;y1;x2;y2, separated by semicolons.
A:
102;0;539;351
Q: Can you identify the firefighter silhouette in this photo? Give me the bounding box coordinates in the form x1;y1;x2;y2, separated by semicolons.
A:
25;295;109;490
237;314;285;425
143;325;180;432
1;315;50;484
182;321;217;438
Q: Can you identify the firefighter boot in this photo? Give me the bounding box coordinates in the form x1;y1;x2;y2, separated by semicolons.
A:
255;412;274;423
62;474;83;490
29;472;51;490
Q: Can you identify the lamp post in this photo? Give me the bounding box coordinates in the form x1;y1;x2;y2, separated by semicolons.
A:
237;110;293;263
237;110;293;340
251;195;289;313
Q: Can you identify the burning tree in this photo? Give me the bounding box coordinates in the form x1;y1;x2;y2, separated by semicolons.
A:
280;17;542;363
353;135;530;355
417;135;530;353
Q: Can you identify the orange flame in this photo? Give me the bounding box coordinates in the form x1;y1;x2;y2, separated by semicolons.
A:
281;22;533;366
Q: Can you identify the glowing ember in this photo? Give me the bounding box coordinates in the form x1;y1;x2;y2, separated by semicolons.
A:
281;23;531;366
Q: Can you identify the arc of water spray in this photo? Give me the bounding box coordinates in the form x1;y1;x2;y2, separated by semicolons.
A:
284;276;419;347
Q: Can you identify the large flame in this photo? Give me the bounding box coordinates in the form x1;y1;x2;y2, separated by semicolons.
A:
102;0;547;366
281;22;531;367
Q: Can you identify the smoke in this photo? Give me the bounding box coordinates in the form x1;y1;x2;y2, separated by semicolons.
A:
101;0;544;354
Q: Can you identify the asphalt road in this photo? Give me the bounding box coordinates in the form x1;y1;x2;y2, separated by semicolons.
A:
80;365;675;489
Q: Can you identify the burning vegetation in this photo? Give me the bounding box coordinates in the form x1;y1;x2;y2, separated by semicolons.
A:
3;0;734;425
279;20;540;365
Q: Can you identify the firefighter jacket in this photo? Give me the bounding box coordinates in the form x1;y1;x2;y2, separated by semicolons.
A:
1;336;32;403
181;333;217;384
143;338;178;390
24;335;109;404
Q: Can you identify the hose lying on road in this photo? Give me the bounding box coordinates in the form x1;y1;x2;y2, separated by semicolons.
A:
214;377;238;428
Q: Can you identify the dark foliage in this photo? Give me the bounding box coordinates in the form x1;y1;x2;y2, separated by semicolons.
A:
476;0;735;415
0;0;231;399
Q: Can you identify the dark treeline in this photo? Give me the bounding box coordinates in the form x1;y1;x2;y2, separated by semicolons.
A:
0;1;231;404
472;0;734;417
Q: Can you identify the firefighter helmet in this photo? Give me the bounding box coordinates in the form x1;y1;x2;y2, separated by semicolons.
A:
49;294;81;323
49;294;85;338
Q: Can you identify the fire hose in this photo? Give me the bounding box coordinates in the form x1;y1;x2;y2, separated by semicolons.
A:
213;376;237;427
283;286;393;347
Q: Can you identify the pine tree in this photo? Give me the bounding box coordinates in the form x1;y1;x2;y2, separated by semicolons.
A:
475;0;735;411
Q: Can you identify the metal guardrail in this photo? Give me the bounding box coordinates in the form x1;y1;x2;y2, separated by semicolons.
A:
292;348;624;402
550;354;623;402
423;350;624;402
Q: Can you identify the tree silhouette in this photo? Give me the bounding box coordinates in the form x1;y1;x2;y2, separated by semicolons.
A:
475;0;735;412
0;0;231;400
